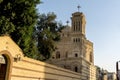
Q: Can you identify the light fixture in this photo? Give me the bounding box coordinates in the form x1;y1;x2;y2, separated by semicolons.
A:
14;54;21;62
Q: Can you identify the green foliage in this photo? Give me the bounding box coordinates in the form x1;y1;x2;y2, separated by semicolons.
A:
0;16;15;34
36;13;65;61
0;0;40;58
0;0;65;61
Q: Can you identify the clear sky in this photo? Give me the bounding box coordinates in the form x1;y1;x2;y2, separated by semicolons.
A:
37;0;120;72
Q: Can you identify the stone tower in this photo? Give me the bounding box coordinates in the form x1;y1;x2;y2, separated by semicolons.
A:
71;12;86;35
46;9;96;80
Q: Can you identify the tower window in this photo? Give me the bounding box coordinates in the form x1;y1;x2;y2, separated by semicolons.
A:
76;38;77;42
73;38;75;42
73;22;75;31
52;56;55;59
74;66;78;72
73;38;81;43
90;52;93;62
79;21;81;31
75;53;78;57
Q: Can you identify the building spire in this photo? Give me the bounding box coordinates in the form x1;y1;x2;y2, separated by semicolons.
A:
77;5;81;12
66;20;69;26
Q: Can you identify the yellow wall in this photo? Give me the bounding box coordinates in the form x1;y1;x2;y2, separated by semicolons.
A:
0;36;81;80
12;57;81;80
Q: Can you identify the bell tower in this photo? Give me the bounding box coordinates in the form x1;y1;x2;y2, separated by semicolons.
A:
47;6;95;80
71;6;86;36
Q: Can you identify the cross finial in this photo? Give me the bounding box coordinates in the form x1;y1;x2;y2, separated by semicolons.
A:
77;5;81;12
66;20;69;26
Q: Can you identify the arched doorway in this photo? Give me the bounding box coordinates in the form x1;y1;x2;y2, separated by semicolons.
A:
0;54;8;80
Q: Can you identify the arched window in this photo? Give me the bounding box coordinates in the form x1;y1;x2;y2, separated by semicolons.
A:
76;38;77;42
74;66;78;72
56;51;60;59
73;38;75;42
75;53;78;57
52;56;55;59
73;22;75;31
76;21;78;31
90;52;93;62
79;21;81;31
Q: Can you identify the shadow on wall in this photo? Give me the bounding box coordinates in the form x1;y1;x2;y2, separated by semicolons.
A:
0;36;81;80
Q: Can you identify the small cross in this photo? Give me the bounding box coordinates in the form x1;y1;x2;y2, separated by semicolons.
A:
77;5;81;12
66;20;69;26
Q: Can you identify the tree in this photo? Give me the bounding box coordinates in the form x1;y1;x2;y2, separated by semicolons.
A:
36;13;65;61
0;0;40;58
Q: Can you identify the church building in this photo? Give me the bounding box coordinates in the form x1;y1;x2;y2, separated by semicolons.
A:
47;7;96;80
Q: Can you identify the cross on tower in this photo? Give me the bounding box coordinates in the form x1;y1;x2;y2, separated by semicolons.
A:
77;5;81;12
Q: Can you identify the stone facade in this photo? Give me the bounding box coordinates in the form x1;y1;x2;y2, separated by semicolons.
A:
47;11;96;80
90;65;96;80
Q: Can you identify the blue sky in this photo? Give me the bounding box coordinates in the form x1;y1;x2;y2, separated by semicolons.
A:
37;0;120;72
